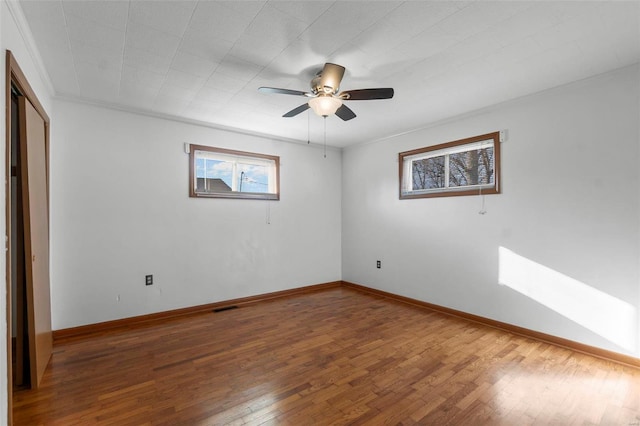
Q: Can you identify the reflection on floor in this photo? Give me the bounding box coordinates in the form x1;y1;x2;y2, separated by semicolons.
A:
13;287;640;425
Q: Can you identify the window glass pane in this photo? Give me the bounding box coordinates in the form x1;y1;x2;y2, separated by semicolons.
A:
412;156;445;190
197;158;233;193
399;131;500;199
448;147;494;187
237;162;269;193
196;158;205;178
191;146;280;200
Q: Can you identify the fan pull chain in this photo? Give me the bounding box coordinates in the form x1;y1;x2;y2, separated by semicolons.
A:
479;185;486;215
323;116;327;158
307;110;310;144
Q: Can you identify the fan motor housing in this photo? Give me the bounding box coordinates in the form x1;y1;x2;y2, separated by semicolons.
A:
311;75;337;95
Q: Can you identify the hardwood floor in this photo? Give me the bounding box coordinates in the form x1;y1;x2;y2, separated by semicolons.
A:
13;288;640;425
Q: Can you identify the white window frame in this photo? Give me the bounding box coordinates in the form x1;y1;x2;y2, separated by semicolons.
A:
189;144;280;200
399;132;500;199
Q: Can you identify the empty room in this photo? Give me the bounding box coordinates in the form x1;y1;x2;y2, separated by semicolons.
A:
2;0;640;424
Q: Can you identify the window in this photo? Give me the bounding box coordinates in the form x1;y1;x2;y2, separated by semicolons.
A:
189;145;279;200
399;132;500;199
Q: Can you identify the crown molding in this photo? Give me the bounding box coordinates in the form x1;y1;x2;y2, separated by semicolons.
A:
4;0;55;97
54;93;343;152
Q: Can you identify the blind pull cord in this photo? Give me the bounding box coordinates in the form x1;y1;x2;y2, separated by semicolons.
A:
479;184;486;215
266;200;271;224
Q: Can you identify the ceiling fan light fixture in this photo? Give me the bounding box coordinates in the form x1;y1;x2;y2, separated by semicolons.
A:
259;62;393;121
308;95;342;117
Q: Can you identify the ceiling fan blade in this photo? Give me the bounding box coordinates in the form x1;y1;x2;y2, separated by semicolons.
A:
335;104;356;121
339;88;394;100
259;87;310;97
283;103;310;117
319;63;345;93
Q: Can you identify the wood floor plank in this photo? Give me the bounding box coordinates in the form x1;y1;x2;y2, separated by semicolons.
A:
12;287;640;425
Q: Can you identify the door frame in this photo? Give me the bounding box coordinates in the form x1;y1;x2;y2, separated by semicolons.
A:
5;50;51;425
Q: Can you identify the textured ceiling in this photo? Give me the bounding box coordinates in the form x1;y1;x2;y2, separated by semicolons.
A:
19;1;640;148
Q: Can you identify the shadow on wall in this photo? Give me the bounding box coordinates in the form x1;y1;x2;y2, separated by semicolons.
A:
498;247;637;354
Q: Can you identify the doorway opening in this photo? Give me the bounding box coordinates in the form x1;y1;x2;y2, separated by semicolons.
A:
5;50;53;425
10;87;30;390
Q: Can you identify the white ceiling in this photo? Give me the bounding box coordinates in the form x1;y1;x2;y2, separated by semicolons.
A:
18;1;640;148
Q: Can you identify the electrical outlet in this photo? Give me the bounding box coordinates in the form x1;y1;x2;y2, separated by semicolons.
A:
145;275;153;286
376;260;381;269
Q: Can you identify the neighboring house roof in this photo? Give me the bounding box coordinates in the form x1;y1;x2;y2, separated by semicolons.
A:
196;177;231;192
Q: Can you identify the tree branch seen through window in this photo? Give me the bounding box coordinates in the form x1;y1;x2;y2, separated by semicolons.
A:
400;132;501;199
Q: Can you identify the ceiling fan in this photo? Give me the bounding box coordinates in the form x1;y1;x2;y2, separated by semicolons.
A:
258;63;394;121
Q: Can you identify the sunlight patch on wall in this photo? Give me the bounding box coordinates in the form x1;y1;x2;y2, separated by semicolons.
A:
498;247;637;353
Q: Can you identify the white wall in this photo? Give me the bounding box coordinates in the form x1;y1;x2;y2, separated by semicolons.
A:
1;0;55;420
343;64;640;357
50;101;342;330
